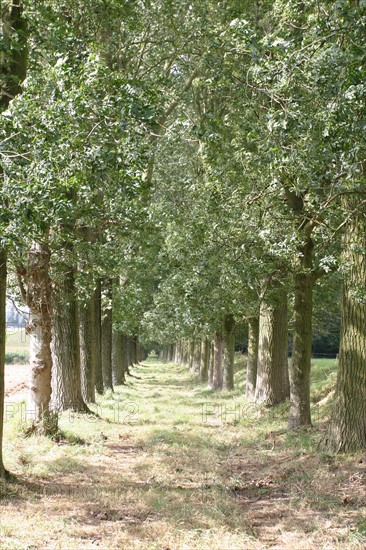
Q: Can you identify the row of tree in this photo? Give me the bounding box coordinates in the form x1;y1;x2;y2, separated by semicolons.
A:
139;0;366;453
1;0;366;480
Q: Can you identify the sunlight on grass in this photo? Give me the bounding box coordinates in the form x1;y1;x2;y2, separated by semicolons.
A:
1;356;365;549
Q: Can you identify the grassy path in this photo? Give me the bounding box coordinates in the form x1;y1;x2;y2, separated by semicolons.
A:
1;358;365;549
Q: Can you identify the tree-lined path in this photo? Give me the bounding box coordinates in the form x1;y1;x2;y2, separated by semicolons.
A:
2;358;365;549
1;1;366;547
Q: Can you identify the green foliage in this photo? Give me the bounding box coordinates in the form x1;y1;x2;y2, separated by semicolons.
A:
2;0;364;351
4;351;29;365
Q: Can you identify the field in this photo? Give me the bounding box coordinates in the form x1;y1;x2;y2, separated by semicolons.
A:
1;356;365;549
5;329;30;364
5;328;29;353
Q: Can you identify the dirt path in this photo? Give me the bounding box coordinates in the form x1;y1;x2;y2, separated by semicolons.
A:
1;360;365;549
4;363;29;401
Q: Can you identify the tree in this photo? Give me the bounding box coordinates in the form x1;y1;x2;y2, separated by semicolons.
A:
223;314;235;391
246;317;259;400
17;242;56;432
324;199;366;452
0;0;27;477
255;288;289;406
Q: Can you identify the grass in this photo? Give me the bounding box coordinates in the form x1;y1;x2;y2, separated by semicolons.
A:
5;328;29;352
1;355;365;549
5;329;30;364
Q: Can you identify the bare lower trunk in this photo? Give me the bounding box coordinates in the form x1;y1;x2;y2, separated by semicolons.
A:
80;298;96;403
26;242;55;432
132;337;138;365
284;187;316;428
189;340;195;371
212;332;223;389
93;280;104;394
0;250;7;478
289;260;314;428
126;336;135;372
208;341;214;386
255;293;289;406
121;333;129;377
1;0;27;474
112;331;126;386
246;317;259;400
176;341;182;364
223;314;235;391
52;267;88;412
193;341;200;373
199;339;209;382
168;344;174;362
101;280;113;391
323;204;366;452
182;340;189;366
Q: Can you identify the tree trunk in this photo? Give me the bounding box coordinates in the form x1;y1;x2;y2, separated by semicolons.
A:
200;338;209;382
101;280;113;392
255;293;289;406
132;337;138;365
177;340;183;364
121;332;129;377
182;340;189;366
246;317;259;400
25;242;55;432
167;343;174;362
126;336;132;370
1;0;28;479
79;297;96;403
189;340;195;371
208;341;214;386
288;239;314;428
223;314;236;391
93;279;104;394
125;336;136;373
284;188;315;429
193;341;201;373
51;267;88;412
112;330;126;386
323;204;366;452
78;226;96;403
0;250;7;478
212;332;223;389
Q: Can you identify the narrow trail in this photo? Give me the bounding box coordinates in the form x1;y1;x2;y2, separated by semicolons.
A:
1;360;365;549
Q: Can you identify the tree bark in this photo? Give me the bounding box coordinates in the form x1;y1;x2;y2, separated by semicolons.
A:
246;317;259;400
112;330;126;386
131;336;138;365
255;293;289;406
323;203;366;452
223;314;236;391
101;280;113;391
288;239;314;428
79;297;96;403
24;242;55;432
51;267;88;412
199;338;209;382
182;340;189;366
284;188;315;428
188;340;195;371
212;332;223;389
208;341;214;386
93;279;104;394
193;340;201;373
177;340;183;364
0;0;28;479
0;250;7;478
167;343;174;362
125;336;135;372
